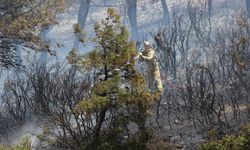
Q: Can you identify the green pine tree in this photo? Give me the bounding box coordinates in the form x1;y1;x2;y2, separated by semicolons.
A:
73;8;160;149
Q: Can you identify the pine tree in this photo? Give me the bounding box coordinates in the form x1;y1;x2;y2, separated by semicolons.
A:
73;8;159;149
0;0;65;68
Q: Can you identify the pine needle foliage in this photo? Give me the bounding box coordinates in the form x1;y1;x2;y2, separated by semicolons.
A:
199;125;250;150
0;0;65;68
73;8;159;149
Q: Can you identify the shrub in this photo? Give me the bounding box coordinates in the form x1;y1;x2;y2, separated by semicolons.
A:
199;125;250;150
0;137;31;150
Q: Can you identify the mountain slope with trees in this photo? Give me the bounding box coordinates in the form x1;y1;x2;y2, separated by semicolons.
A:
0;0;249;150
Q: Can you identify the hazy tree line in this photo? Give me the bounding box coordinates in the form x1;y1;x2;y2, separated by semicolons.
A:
0;0;250;150
154;0;250;139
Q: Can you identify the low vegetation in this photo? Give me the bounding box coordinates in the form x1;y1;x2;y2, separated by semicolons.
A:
199;124;250;150
0;138;31;150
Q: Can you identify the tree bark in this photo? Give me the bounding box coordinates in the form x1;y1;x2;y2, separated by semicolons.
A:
160;0;170;24
39;26;49;72
208;0;212;18
246;0;250;17
15;44;21;69
126;0;139;41
73;0;90;50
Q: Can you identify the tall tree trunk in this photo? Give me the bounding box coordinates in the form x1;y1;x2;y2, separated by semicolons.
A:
70;0;90;75
126;0;138;41
15;44;21;70
73;0;90;50
39;26;49;72
91;65;109;148
207;0;212;42
208;0;212;18
246;0;250;17
160;0;170;24
104;0;108;6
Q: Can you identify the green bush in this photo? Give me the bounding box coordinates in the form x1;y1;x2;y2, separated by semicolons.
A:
0;137;31;150
199;125;250;150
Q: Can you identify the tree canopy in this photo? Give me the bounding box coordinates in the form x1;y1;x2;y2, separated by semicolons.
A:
70;8;159;149
0;0;65;68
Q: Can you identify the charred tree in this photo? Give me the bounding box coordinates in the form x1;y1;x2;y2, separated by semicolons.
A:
126;0;139;40
246;0;250;17
160;0;170;24
73;0;91;50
